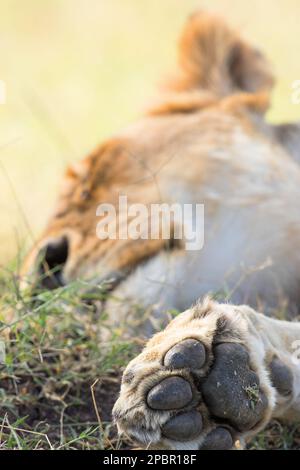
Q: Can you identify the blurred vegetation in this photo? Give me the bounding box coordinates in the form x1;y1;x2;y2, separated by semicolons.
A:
0;2;300;449
0;0;299;263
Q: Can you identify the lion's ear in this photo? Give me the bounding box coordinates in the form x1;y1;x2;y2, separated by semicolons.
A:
171;11;274;98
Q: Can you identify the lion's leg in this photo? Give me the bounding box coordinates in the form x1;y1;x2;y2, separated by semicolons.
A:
113;298;300;449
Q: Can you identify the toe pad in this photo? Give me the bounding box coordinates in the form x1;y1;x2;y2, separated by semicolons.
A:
270;357;293;396
164;339;206;370
201;428;233;450
162;411;203;441
147;376;193;410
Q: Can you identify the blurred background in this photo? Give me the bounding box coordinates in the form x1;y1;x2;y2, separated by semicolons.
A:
0;0;299;265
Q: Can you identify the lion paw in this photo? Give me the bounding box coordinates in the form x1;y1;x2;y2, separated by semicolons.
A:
113;299;289;450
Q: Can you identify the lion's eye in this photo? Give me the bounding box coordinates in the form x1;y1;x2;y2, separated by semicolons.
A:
80;189;91;200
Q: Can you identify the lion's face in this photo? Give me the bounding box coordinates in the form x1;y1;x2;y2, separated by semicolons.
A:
22;134;175;291
21;11;280;300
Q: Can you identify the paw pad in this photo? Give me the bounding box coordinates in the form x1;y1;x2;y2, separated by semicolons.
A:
269;357;293;396
201;343;268;431
164;339;206;370
200;427;233;450
162;411;203;441
147;376;193;410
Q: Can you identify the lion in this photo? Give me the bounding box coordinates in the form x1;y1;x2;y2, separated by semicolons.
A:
21;12;300;449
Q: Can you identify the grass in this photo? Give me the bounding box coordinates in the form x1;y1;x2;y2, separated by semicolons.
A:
244;384;261;410
0;263;300;450
0;0;300;451
0;265;140;450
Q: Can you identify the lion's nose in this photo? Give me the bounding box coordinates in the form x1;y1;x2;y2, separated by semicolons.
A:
39;236;69;289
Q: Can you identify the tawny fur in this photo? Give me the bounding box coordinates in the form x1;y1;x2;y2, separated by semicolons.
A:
22;11;300;332
113;298;300;449
20;10;300;451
